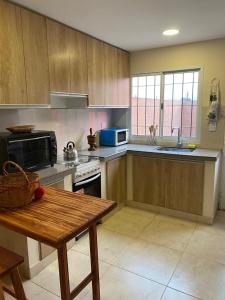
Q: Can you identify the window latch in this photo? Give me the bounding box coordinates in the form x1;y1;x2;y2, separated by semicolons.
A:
160;103;164;110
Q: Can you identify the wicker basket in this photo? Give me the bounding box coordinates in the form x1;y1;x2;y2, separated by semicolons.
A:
0;161;40;208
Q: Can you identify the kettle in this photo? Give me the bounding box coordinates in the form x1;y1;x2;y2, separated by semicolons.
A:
63;141;78;162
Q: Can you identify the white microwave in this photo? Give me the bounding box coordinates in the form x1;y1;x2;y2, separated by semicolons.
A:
99;128;129;146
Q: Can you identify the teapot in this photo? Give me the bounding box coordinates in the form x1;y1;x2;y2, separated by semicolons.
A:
63;141;78;161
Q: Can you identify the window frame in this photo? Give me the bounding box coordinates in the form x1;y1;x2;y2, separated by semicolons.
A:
130;67;202;145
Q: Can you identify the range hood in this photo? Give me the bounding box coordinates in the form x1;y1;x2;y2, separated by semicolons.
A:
50;92;88;108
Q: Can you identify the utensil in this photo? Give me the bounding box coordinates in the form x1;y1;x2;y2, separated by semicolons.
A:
63;141;78;161
87;128;97;151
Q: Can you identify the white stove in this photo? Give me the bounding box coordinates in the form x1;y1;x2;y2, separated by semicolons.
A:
57;155;101;183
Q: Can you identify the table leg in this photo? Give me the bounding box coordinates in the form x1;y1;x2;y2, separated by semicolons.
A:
0;282;5;300
10;268;26;300
57;244;70;300
89;224;100;300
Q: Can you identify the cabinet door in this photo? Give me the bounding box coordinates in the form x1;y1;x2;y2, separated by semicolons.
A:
117;49;130;107
68;29;88;94
104;43;118;106
106;156;126;205
163;159;204;215
0;1;27;104
21;8;49;104
132;156;164;207
87;37;105;106
47;19;70;92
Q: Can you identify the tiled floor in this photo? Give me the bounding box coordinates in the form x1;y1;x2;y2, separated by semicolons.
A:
4;207;225;299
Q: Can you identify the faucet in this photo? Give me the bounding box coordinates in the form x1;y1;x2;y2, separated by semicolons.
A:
172;127;183;148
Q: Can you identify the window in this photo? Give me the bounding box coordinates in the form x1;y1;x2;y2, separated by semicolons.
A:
131;69;200;140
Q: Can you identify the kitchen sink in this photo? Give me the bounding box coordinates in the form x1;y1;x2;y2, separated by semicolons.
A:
156;146;195;152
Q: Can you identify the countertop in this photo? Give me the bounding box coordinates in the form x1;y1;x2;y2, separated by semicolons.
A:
37;164;75;185
78;144;221;162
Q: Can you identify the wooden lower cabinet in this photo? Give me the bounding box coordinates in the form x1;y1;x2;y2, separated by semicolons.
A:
163;159;204;215
132;156;165;207
106;156;126;205
132;156;204;215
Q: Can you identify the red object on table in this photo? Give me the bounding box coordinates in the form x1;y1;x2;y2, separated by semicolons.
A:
34;186;45;200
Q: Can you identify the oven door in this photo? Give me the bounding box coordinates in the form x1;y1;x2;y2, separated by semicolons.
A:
73;173;101;198
7;135;52;171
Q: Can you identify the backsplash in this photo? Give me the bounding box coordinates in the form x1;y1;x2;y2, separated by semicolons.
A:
0;109;112;154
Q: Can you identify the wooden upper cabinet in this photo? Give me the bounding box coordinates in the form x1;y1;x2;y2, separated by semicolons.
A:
163;159;204;215
47;19;70;92
87;37;105;106
0;0;27;104
132;156;165;207
21;8;49;104
104;43;118;106
68;29;88;94
117;49;130;106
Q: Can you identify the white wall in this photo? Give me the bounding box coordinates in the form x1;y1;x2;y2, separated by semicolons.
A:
0;108;112;154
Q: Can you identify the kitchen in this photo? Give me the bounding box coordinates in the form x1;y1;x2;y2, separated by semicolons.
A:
0;0;225;299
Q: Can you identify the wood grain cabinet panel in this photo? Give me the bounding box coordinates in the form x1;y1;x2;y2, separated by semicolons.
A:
106;156;127;205
68;29;88;94
132;156;165;207
117;49;130;107
104;43;118;106
87;37;105;106
0;0;27;104
163;159;204;215
21;8;49;104
47;19;70;92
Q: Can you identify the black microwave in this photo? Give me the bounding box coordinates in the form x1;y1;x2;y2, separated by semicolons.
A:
0;131;57;172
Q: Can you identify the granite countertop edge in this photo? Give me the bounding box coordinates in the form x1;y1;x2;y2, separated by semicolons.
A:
78;144;221;162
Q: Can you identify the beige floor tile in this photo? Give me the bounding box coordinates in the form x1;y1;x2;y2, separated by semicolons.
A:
83;265;165;300
4;281;60;300
140;214;196;251
169;253;225;300
102;207;154;238
162;287;199;300
31;250;110;298
72;227;135;264
116;239;181;285
197;215;225;237
185;229;225;265
120;206;157;219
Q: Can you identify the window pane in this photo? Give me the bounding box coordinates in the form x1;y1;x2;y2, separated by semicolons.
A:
194;72;199;83
155;75;161;85
137;107;145;126
155;85;160;100
173;84;182;103
164;74;173;84
132;86;138;98
132;106;137;126
147;76;155;85
193;83;198;101
184;72;193;83
164;85;173;101
138;76;146;86
132;77;138;86
174;73;183;84
138;86;145;99
147;86;154;100
183;83;193;102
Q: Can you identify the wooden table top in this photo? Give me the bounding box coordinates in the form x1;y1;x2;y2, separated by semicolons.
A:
0;188;116;248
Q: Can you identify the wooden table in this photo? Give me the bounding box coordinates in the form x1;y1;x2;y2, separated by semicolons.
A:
0;187;116;300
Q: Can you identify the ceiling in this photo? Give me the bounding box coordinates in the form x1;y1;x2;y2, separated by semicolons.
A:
12;0;225;51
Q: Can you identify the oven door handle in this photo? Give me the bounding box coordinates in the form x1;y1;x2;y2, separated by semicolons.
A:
75;173;101;186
